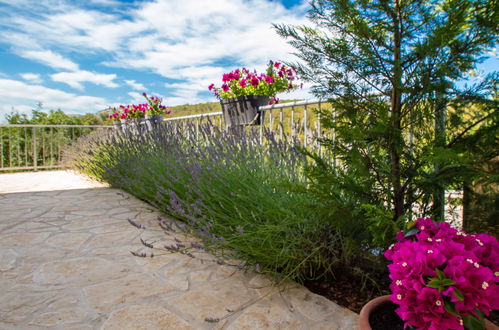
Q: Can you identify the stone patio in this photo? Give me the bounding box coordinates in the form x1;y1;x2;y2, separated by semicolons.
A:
0;171;358;329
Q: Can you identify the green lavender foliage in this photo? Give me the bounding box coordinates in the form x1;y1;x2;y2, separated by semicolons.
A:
65;122;380;282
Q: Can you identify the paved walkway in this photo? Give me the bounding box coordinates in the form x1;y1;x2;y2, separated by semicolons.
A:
0;171;357;329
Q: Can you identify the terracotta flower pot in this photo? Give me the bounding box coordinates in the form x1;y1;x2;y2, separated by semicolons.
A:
359;295;499;330
359;295;392;330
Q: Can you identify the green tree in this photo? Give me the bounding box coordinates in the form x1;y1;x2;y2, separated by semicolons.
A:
275;0;498;241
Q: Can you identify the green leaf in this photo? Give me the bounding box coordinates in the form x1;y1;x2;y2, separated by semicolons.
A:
453;288;465;302
462;310;485;330
435;268;445;280
404;228;418;238
427;277;456;291
443;302;461;318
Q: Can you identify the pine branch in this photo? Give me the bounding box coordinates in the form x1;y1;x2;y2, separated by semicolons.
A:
446;109;498;148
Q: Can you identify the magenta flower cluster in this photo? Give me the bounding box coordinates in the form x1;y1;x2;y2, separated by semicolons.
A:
208;61;301;105
108;93;171;121
385;218;499;329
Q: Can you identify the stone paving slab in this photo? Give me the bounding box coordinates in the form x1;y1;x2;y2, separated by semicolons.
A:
0;171;358;329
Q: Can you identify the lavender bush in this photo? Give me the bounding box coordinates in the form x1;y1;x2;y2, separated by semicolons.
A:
65;121;346;281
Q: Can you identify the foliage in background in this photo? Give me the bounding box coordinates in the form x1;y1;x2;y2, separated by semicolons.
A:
65;122;387;286
275;0;498;240
5;104;107;126
1;105;108;170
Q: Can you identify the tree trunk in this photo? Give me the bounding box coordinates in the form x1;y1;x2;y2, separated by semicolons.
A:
390;0;404;221
432;90;446;220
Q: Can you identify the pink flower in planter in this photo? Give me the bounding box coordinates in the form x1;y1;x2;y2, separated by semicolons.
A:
385;217;499;329
250;76;259;87
208;61;301;100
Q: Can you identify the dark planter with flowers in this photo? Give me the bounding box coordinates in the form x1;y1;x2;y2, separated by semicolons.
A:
145;114;163;131
220;95;270;128
120;119;129;133
129;118;145;134
209;61;301;128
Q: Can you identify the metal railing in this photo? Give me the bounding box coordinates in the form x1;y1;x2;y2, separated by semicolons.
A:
164;99;329;152
0;99;328;171
0;124;111;172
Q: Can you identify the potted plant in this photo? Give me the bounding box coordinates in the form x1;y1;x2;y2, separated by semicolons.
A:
142;93;171;131
208;61;301;127
108;109;121;130
118;104;146;134
360;217;499;330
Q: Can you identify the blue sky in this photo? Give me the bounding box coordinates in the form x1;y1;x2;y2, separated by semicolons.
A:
0;0;496;117
0;0;310;116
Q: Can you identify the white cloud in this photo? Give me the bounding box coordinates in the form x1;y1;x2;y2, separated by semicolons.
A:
20;73;43;84
0;78;109;115
124;79;146;91
127;91;146;105
18;50;79;71
51;70;119;90
0;0;312;105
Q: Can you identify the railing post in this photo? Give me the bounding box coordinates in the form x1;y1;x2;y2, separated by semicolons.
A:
279;109;283;141
24;127;28;167
17;128;21;166
303;105;308;148
8;128;12;168
259;114;263;145
317;101;322;156
196;119;199;140
33;127;37;171
269;109;273;133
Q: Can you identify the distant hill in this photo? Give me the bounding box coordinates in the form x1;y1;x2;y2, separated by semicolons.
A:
169;102;222;118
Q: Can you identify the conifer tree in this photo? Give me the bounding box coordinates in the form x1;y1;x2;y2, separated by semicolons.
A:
275;0;497;238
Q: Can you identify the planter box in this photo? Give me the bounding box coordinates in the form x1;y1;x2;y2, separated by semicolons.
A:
145;114;163;131
128;118;145;135
220;95;270;128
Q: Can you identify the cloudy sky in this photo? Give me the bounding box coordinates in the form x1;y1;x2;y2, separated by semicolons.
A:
0;0;496;118
0;0;312;116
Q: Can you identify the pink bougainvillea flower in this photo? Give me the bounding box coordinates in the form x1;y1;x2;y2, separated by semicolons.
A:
239;79;246;88
386;217;499;330
208;84;214;91
265;75;274;84
221;84;229;92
